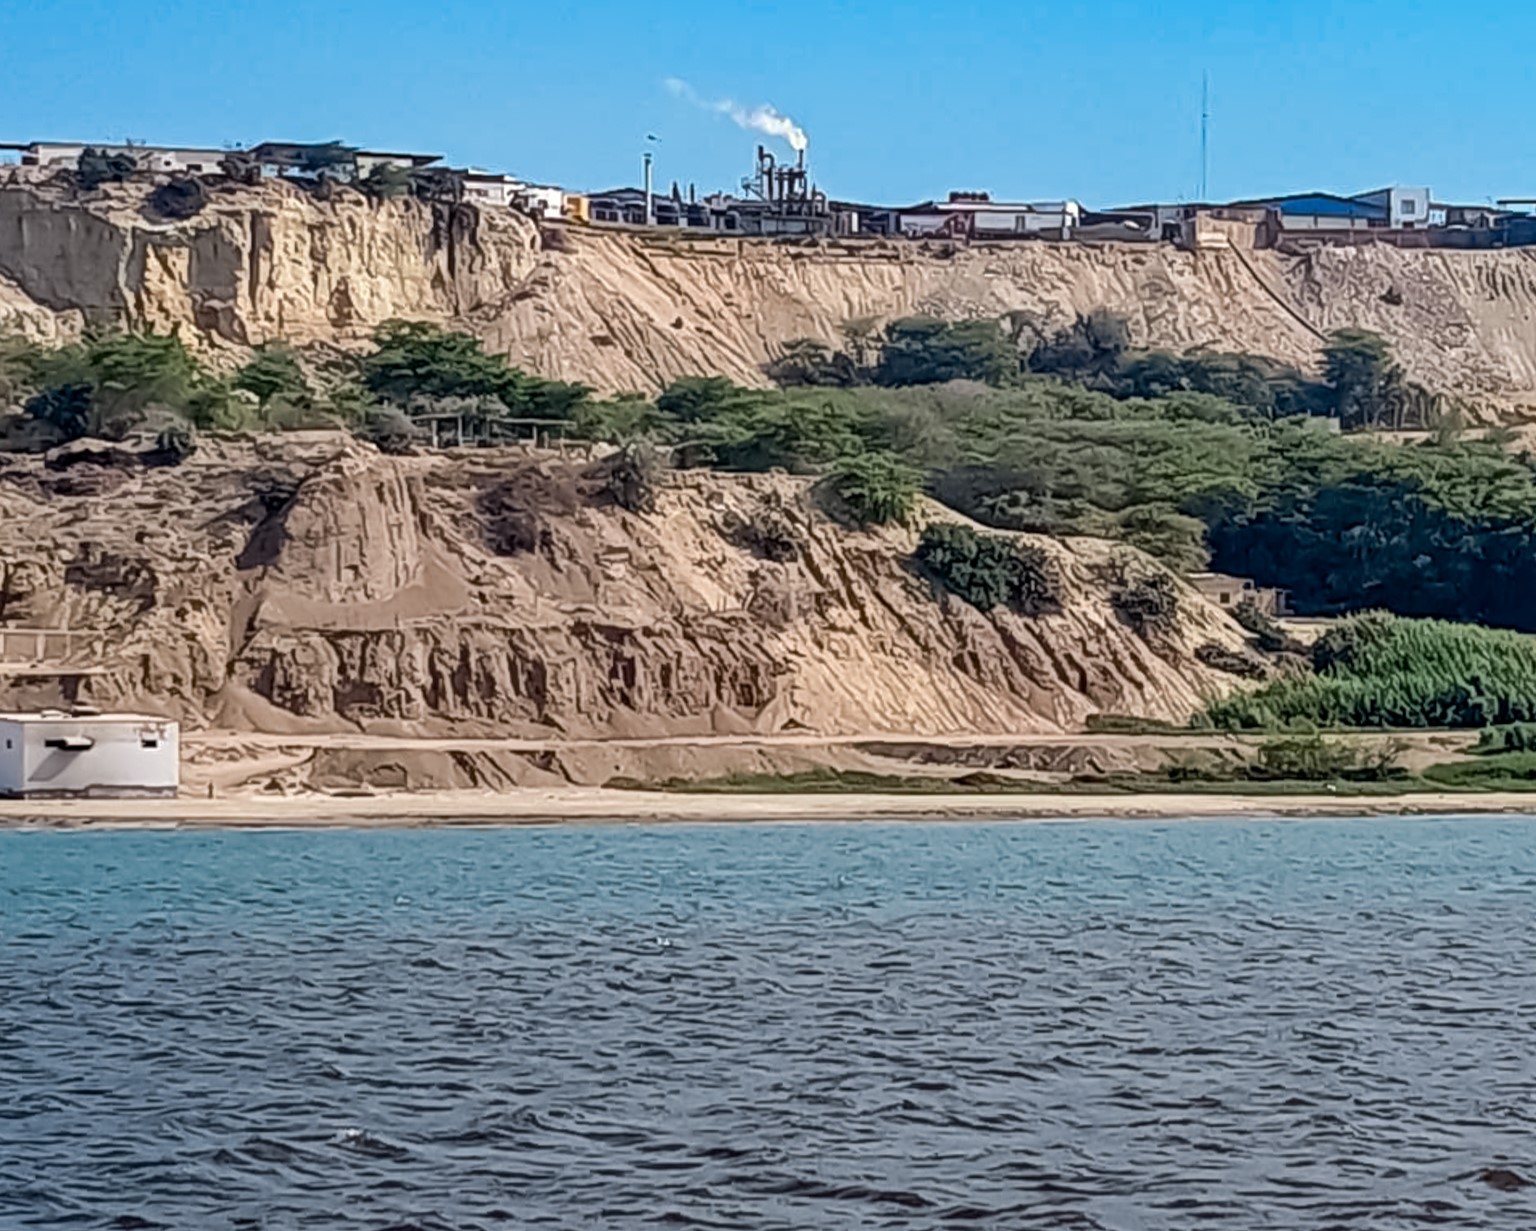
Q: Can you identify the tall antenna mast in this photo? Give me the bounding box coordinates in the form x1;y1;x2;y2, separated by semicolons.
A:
1199;72;1209;200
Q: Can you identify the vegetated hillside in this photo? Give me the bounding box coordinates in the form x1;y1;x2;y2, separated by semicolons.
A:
0;434;1251;736
7;174;1536;410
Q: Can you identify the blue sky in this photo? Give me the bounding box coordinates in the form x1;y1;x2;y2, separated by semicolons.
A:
3;0;1530;207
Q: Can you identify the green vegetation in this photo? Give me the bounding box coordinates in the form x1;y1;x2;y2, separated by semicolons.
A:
914;523;1062;615
1208;613;1536;730
822;452;920;526
0;320;591;448
1422;752;1536;791
611;769;1036;795
1472;723;1536;755
6;308;1536;647
359;320;587;423
1112;572;1181;641
1230;597;1294;654
76;147;138;190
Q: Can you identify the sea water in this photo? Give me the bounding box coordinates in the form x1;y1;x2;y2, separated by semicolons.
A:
3;818;1536;1228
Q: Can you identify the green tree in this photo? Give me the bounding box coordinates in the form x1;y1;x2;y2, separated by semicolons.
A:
235;344;312;406
1323;329;1397;429
655;376;751;422
25;330;208;439
874;317;1018;387
765;338;858;388
357;320;587;426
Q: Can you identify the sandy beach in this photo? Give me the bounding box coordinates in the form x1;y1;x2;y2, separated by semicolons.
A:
2;786;1533;829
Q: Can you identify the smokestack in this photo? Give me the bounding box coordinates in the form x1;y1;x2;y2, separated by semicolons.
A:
642;151;653;226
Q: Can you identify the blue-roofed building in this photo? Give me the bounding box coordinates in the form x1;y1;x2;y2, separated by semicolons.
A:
1229;192;1388;231
1228;187;1438;233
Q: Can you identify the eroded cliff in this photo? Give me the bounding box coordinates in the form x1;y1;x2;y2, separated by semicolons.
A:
0;434;1251;738
5;174;1536;410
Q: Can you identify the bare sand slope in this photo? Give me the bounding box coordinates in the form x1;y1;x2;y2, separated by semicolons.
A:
4;175;1536;410
0;434;1251;744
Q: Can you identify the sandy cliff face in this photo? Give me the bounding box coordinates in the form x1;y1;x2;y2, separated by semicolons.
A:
4;174;1536;410
0;435;1249;738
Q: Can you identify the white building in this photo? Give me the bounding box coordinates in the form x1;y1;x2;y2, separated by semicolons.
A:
899;193;1081;239
0;710;179;799
463;170;522;207
0;142;229;173
1352;186;1435;229
517;183;566;218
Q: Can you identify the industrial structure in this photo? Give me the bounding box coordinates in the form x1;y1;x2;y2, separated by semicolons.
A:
4;134;1535;250
0;708;179;799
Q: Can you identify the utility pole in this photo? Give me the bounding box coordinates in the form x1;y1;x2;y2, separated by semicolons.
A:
642;134;659;227
1199;72;1209;201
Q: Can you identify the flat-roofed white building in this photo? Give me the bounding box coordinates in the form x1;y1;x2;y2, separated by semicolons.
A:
898;192;1082;239
0;710;178;799
0;142;229;173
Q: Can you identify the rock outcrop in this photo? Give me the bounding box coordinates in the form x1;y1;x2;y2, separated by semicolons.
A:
0;434;1252;737
5;173;1536;411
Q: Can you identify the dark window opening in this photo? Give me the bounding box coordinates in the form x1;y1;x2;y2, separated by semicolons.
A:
141;739;159;749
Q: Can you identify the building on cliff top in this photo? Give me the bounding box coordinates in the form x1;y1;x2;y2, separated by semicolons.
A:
896;193;1083;240
0;141;231;173
0;709;178;799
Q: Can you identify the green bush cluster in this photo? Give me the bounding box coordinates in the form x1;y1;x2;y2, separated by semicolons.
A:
1422;752;1536;790
1472;723;1536;755
1113;572;1182;641
1207;613;1536;729
823;452;920;526
915;523;1062;615
8;311;1535;643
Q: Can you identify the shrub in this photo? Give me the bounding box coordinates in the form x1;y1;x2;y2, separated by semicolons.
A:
765;338;859;388
1232;597;1291;654
354;405;419;454
724;504;802;563
823;452;920;526
591;442;662;514
148;177;208;220
1113;572;1181;641
147;423;197;466
235;345;312;407
362;163;413;201
1207;613;1536;730
24;383;94;441
1195;641;1266;679
1250;734;1404;782
1472;723;1536;755
1423;752;1536;790
915;523;1062;615
76;147;137;190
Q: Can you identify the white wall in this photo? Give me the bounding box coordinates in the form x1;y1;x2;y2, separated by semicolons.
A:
0;717;179;797
25;144;223;172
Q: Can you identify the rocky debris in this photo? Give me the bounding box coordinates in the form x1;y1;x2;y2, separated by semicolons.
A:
3;176;1536;411
0;433;1250;736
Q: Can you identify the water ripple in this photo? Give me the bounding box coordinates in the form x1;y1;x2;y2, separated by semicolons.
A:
3;818;1536;1228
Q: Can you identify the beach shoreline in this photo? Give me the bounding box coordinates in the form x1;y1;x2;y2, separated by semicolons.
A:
2;787;1533;830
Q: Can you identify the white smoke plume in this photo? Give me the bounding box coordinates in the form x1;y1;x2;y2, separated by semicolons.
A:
664;77;809;153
